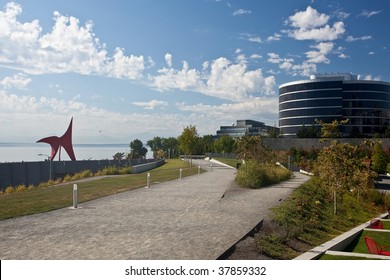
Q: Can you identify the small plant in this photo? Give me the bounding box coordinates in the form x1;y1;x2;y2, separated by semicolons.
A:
16;184;26;192
28;184;35;190
4;186;15;194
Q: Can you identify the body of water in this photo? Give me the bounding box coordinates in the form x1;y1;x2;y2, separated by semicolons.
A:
0;143;130;163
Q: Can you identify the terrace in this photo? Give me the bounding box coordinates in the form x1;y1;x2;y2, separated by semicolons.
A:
295;212;390;260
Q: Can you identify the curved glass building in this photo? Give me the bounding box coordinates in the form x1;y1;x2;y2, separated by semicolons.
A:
279;73;390;137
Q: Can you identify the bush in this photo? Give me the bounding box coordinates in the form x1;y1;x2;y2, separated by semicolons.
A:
16;184;26;192
235;160;291;189
4;186;15;194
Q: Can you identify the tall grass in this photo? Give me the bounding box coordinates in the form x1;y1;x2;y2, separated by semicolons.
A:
235;160;291;188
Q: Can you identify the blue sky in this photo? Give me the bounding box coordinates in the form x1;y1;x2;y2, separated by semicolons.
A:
1;0;389;146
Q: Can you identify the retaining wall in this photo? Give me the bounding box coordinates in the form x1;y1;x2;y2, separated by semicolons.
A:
0;158;159;190
263;138;390;151
131;159;165;174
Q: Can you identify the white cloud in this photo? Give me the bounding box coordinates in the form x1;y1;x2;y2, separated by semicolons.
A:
368;51;375;55
165;53;173;68
338;53;349;59
266;33;282;42
289;6;329;29
250;54;262;60
305;42;334;64
233;9;252;16
287;6;345;41
346;35;372;42
0;2;144;79
151;55;276;101
267;52;317;77
360;10;381;18
132;100;168;110
361;74;381;81
240;33;262;43
0;73;32;89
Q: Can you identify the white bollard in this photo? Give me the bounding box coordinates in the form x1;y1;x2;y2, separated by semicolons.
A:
146;172;150;188
73;184;78;209
180;168;183;180
198;165;200;175
210;163;213;171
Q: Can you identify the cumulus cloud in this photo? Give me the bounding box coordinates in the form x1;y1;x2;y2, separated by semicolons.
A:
132;100;168;110
289;6;329;29
0;2;144;79
305;42;334;64
267;52;317;77
0;73;32;89
150;55;276;101
165;53;173;68
287;6;345;41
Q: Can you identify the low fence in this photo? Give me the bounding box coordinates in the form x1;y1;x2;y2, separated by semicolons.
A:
0;158;160;190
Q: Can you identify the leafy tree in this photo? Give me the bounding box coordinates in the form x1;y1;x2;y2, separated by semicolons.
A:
147;136;163;158
234;136;274;163
178;125;199;166
199;135;215;154
162;137;179;159
316;119;349;140
214;135;235;153
113;152;125;160
314;140;375;214
128;139;148;159
371;142;388;174
296;125;319;138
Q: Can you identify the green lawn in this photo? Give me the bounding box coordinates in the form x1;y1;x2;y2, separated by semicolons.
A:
345;230;390;254
214;157;240;168
319;254;382;260
0;159;201;221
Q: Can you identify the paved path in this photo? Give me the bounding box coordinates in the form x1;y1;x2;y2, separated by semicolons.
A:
0;160;310;260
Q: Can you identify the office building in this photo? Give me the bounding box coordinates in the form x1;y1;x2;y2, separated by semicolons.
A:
279;73;390;137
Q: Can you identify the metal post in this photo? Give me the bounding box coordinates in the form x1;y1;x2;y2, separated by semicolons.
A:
180;168;182;180
146;172;150;188
73;184;78;209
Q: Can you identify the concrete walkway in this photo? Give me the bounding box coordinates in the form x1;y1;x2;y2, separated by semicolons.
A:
0;160;310;260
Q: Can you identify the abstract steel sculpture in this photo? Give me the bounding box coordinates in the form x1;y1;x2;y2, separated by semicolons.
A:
36;117;76;161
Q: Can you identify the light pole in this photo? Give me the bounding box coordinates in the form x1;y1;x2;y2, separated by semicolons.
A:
38;153;52;181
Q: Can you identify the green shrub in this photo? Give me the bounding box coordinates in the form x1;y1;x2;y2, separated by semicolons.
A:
235;161;291;189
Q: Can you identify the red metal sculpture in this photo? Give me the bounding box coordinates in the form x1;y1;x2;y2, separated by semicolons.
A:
36;117;76;161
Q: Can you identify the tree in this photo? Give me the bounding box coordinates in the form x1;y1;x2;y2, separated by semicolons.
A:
316;119;349;140
234;136;274;163
214;135;235;153
199;135;215;154
147;137;163;158
371;142;388;174
162;137;179;159
178;125;199;167
113;152;125;160
129;139;148;159
314;140;375;214
296;125;319;138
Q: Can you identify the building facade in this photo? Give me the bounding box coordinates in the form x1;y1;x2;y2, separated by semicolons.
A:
279;73;390;137
215;120;278;138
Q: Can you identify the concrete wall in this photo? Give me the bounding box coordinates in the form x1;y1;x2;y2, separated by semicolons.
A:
263;138;390;151
0;158;159;190
131;159;165;174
